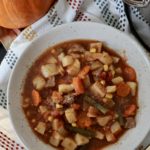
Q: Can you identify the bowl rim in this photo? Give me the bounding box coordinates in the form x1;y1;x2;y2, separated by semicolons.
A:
7;22;150;150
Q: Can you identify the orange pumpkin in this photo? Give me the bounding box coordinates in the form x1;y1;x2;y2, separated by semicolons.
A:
0;0;55;29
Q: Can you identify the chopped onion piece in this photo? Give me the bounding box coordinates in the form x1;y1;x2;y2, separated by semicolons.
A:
112;56;120;63
41;64;59;78
110;121;122;134
90;81;106;98
47;56;57;64
65;108;77;123
62;55;74;67
34;122;46;135
58;52;65;62
127;82;137;96
67;59;80;76
97;115;112;126
58;84;74;93
90;61;103;70
61;137;77;150
75;133;89;146
112;76;124;85
95;131;104;140
49;131;63;147
32;75;46;90
105;131;116;142
99;52;113;65
106;85;117;93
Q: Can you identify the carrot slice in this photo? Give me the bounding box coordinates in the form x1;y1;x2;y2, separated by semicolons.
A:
77;112;92;128
78;65;90;79
72;77;84;94
124;66;136;81
32;89;41;106
124;104;137;117
117;82;130;97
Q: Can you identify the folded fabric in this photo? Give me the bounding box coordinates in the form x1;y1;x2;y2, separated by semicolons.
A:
0;0;149;149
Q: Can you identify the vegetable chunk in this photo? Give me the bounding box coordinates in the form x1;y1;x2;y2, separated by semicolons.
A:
61;138;77;150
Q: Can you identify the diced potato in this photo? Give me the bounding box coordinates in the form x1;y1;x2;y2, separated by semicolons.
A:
127;82;137;96
47;56;57;64
61;138;77;150
67;59;80;76
103;64;109;71
97;116;112;126
83;75;91;88
90;61;103;70
58;52;65;61
115;67;122;74
99;52;113;65
58;84;74;93
38;105;48;114
41;64;59;78
112;76;124;85
89;42;102;52
90;81;106;98
90;48;96;53
34;122;46;135
72;123;77;127
105;93;113;99
75;133;89;146
56;104;63;109
52;119;68;136
105;131;116;142
65;108;77;123
106;85;117;93
62;55;74;67
95;131;104;140
52;119;63;130
110;121;122;134
32;75;46;90
112;56;120;63
49;131;63;147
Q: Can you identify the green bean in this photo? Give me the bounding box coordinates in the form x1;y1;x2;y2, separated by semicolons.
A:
66;124;95;137
83;95;109;114
117;109;124;126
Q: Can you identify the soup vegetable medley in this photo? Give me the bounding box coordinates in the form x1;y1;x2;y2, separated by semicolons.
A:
22;40;138;150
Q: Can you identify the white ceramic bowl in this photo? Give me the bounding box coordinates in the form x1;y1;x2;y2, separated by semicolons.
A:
8;22;150;150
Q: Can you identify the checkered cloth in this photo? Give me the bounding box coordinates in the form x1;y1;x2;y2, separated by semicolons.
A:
0;0;150;149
